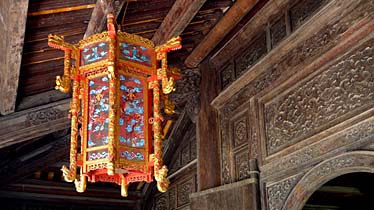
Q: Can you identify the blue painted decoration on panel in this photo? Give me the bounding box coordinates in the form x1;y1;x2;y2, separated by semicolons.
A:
118;74;146;148
119;42;153;67
121;150;145;161
81;42;109;65
87;76;110;148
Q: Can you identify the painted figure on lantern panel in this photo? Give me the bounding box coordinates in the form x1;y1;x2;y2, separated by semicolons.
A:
119;42;153;67
87;76;110;149
81;42;109;65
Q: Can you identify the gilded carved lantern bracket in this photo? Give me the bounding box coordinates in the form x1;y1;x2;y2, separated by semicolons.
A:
48;14;181;196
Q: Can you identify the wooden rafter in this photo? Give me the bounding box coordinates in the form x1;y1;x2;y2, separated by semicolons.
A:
151;0;207;46
0;134;70;186
84;0;127;38
185;0;259;68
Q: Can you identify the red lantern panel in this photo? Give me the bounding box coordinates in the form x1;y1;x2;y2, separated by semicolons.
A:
87;75;110;149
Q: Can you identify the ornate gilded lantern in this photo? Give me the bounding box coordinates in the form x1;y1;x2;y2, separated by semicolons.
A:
48;14;181;196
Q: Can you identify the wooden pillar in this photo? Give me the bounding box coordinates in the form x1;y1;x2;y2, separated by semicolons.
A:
197;59;220;191
0;0;29;115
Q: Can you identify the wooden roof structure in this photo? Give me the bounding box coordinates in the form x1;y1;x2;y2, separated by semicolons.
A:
0;0;240;209
1;1;373;210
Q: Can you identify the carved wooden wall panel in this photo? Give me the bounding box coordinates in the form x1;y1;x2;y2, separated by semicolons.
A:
235;33;267;77
234;149;251;181
218;0;332;92
169;125;196;175
289;0;328;31
153;171;197;210
151;124;197;210
269;16;287;48
212;0;374;210
169;186;177;210
177;177;195;207
262;37;374;155
220;102;252;184
266;173;304;210
155;193;169;210
220;61;236;90
283;151;374;210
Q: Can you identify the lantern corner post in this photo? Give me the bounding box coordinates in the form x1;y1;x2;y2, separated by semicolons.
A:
148;36;182;193
48;35;81;183
107;13;118;176
149;79;170;193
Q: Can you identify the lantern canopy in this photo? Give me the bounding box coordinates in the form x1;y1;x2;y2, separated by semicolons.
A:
48;14;181;197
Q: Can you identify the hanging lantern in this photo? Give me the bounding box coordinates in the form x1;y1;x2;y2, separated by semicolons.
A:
48;14;181;197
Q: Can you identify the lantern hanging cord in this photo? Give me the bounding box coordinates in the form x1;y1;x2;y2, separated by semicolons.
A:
121;0;130;31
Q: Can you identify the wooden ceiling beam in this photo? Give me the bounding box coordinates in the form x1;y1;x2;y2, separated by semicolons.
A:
184;0;259;68
17;90;70;112
152;0;207;46
27;4;96;16
0;134;70;186
84;0;126;38
0;0;29;115
0;99;70;149
28;0;96;13
27;8;93;29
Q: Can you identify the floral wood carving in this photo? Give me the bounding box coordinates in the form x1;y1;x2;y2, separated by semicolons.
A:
220;61;236;90
177;178;194;207
155;193;168;210
265;40;374;154
316;157;355;177
266;173;303;210
26;108;65;126
170;68;200;110
221;157;231;185
261;118;374;177
233;115;249;148
289;0;329;31
282;151;374;210
220;0;371;116
234;150;251;181
169;186;177;210
235;33;267;77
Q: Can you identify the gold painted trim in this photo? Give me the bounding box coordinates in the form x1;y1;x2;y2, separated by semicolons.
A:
86;145;109;152
78;32;110;47
117;31;155;48
80;60;110;73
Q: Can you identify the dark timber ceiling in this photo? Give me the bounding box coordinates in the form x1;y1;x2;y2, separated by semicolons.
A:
18;0;231;100
0;0;233;209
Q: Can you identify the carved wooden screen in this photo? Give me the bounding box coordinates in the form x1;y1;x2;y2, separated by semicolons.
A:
152;124;197;210
212;0;374;210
